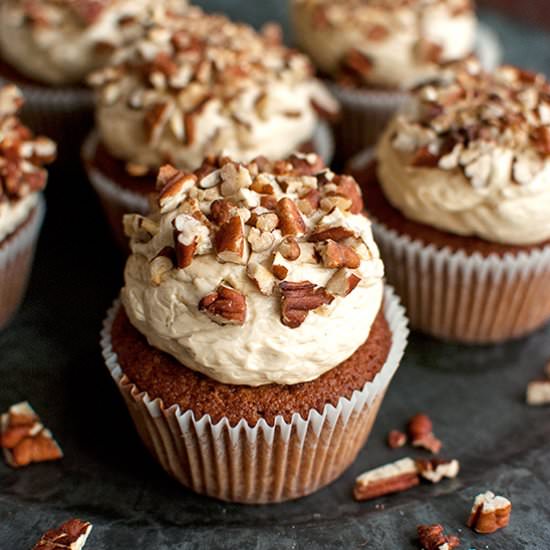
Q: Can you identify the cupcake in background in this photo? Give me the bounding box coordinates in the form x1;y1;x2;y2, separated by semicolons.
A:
0;0;189;144
290;0;478;159
84;6;338;249
101;153;408;503
0;84;56;329
352;62;550;343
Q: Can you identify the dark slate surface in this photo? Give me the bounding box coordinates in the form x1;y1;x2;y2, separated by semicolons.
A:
2;3;550;549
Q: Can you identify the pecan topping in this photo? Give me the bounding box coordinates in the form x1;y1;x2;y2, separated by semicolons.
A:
279;281;333;328
317;240;360;269
33;518;92;550
327;175;363;214
157;165;197;213
199;285;247;325
215;215;246;264
278;236;301;261
467;491;512;534
309;225;355;242
342;49;374;80
276;198;306;236
1;402;63;468
417;524;460;550
326;269;361;297
387;430;407;449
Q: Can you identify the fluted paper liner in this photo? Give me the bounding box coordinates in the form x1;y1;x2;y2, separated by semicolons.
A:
0;195;45;329
0;75;93;158
100;286;408;503
351;149;550;344
328;22;502;162
83;122;335;250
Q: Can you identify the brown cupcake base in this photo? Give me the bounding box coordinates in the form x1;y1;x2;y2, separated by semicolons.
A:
101;289;408;503
353;160;550;343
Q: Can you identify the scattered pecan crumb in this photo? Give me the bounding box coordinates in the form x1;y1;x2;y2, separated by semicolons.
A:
416;458;460;483
33;518;92;550
467;491;512;534
387;430;407;449
417;524;460;550
408;413;442;454
1;402;63;468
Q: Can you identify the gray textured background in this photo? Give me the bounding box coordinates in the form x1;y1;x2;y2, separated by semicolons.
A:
1;3;550;549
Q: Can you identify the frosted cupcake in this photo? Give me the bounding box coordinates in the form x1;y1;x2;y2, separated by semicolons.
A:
0;0;188;143
84;7;338;249
290;0;477;158
101;153;408;503
0;84;56;329
353;63;550;343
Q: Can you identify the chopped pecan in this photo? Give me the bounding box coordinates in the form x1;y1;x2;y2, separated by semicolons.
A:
260;195;278;210
417;524;460;550
309;225;355;243
408;413;442;454
320;195;352;213
416;39;443;64
527;380;550;405
354;458;420;502
210;199;235;225
411;146;441;167
1;402;63;468
248;261;277;296
33;518;92;550
255;212;279;233
150;253;173;286
287;152;325;175
534;126;550;155
298;188;321;215
247;227;274;253
329;175;364;214
276;198;306;236
326;269;361;297
157;165;196;213
279;281;333;328
387;430;407;449
215;215;247;264
467;491;512;534
199;285;247;325
144;102;173;145
317;240;360;269
367;24;389;41
343;49;374;79
416;459;460;483
278;236;301;261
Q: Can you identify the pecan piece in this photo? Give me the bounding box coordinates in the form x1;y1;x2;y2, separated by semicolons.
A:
329;175;364;214
387;430;407;449
411;146;440;167
33;518;92;550
526;379;550;405
416;459;460;483
309;225;355;242
157;165;197;213
317;240;360;269
1;402;63;468
467;491;512;534
215;215;247;264
408;413;442;454
326;269;361;297
278;236;301;261
287;152;325;176
343;49;374;79
276;198;306;236
279;281;333;328
144;102;173;145
354;458;420;502
199;285;247;325
210;199;235;226
417;524;460;550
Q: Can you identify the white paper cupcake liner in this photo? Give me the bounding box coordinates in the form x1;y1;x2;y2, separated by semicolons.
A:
0;194;46;330
100;286;408;503
327;22;502;162
0;73;93;157
83;121;335;250
350;149;550;343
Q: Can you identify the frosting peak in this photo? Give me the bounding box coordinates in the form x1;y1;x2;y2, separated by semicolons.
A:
122;155;384;386
89;7;338;173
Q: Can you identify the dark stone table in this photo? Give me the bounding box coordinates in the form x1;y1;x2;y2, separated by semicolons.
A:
1;4;550;549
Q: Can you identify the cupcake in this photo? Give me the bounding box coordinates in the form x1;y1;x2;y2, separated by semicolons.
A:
290;0;478;159
0;0;188;144
101;153;408;503
352;63;550;343
83;7;339;249
0;84;56;329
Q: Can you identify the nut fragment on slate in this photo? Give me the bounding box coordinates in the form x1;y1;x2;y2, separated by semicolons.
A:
387;429;407;449
33;519;92;550
417;524;460;550
408;413;442;454
0;402;63;468
526;380;550;405
467;491;512;534
416;459;460;483
354;457;420;501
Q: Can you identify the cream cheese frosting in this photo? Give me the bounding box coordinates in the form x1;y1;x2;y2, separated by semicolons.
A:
0;0;188;85
0;85;56;240
291;0;477;89
377;63;550;245
122;154;385;386
89;7;338;173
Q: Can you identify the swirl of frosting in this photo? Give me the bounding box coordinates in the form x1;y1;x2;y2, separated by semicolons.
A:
0;85;56;240
377;62;550;246
122;154;384;386
0;0;188;85
291;0;477;89
88;7;338;173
